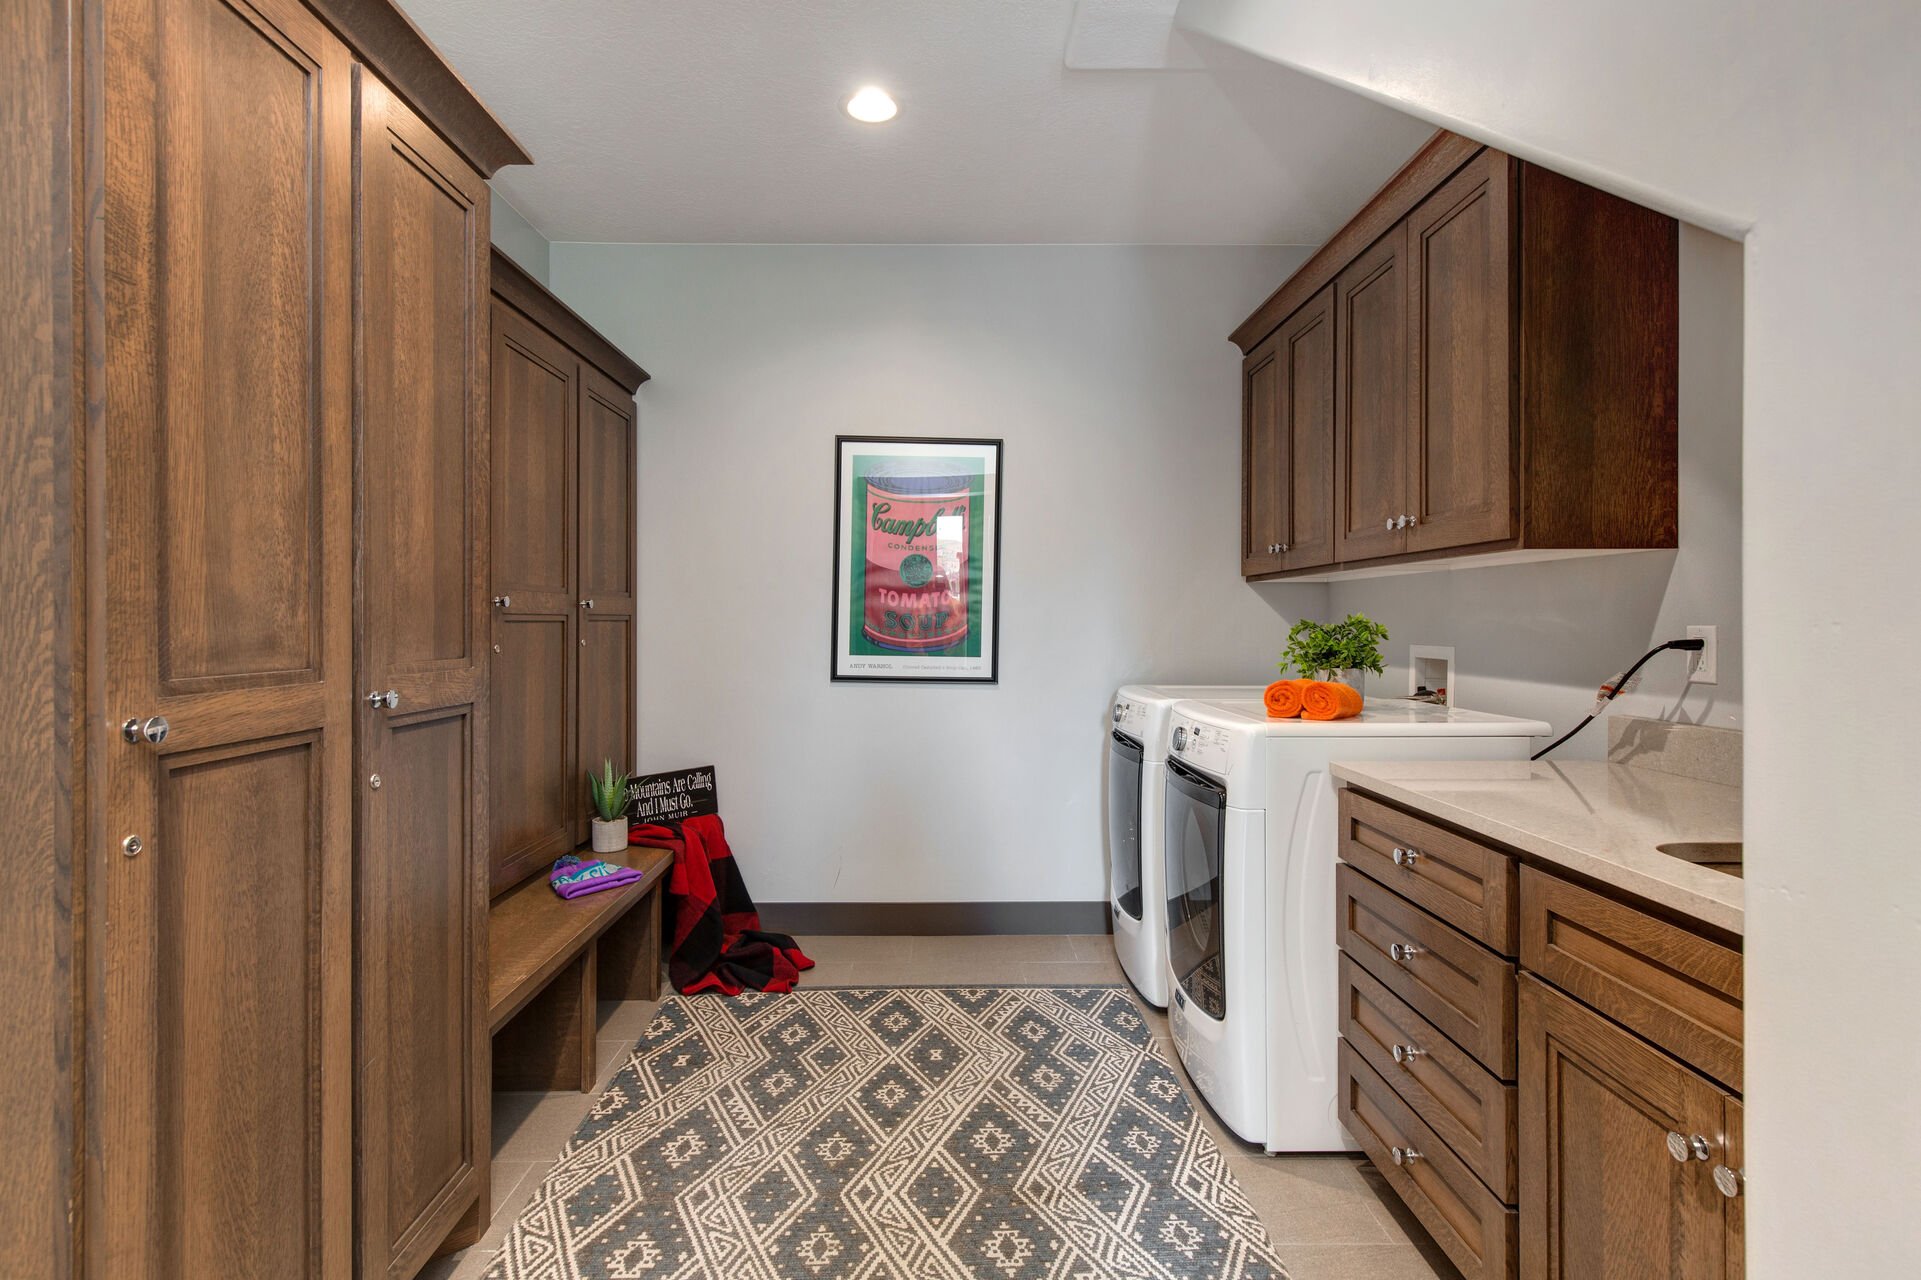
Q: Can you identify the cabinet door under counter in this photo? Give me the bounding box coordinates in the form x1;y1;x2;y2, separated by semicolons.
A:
1334;785;1744;1280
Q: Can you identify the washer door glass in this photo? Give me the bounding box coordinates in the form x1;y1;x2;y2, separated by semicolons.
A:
1164;758;1228;1020
1107;731;1145;920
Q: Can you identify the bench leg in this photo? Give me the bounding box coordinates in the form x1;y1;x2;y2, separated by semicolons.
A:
492;947;598;1093
433;1176;488;1258
598;883;664;1003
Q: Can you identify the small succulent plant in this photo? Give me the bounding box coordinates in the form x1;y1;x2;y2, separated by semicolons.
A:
588;758;631;823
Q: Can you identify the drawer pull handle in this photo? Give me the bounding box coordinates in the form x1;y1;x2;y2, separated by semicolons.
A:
1666;1131;1712;1163
1391;846;1422;867
1390;1145;1423;1166
1390;1043;1426;1067
1712;1165;1744;1198
1388;941;1423;964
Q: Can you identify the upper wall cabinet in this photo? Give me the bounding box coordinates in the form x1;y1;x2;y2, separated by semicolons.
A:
1234;132;1678;581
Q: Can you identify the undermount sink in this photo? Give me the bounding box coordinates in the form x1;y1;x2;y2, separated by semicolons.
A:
1656;841;1743;878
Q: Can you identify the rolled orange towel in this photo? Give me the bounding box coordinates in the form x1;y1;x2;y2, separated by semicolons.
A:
1263;679;1308;719
1301;680;1364;721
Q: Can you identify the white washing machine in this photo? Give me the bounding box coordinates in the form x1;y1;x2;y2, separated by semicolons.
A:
1162;697;1551;1150
1108;685;1266;1007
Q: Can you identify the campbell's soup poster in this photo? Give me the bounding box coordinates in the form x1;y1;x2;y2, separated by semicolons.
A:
832;437;1001;683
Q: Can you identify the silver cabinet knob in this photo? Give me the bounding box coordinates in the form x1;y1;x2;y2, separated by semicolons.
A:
1391;846;1422;867
1712;1165;1743;1198
1384;518;1395;531
1279;542;1289;553
1666;1132;1712;1163
121;715;169;746
1390;1145;1422;1166
365;689;398;710
1388;941;1422;964
579;598;595;610
1391;1043;1425;1066
492;595;512;608
121;834;144;858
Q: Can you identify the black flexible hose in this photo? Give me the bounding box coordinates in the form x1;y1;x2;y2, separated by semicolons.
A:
1530;638;1706;761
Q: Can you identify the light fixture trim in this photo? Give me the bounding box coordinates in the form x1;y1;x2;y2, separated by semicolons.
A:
845;85;898;124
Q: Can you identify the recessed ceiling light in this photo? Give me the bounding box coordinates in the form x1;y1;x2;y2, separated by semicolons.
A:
845;85;898;124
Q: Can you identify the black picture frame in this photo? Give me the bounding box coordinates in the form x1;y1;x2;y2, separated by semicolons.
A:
830;435;1003;684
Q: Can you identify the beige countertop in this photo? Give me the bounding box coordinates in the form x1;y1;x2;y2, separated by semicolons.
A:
1330;758;1744;934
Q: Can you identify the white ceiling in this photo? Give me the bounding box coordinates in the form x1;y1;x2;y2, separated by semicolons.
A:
398;0;1433;245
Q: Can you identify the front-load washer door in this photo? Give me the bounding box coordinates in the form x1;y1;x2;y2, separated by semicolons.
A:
1165;758;1229;1021
1108;731;1145;919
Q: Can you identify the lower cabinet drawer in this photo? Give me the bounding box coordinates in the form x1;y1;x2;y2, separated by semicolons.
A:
1339;1040;1518;1280
1338;862;1518;1077
1339;953;1517;1201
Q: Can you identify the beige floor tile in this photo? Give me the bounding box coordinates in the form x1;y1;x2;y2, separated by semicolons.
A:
913;934;1083;966
794;934;914;967
492;1088;596;1163
420;1158;553;1280
1274;1242;1457;1280
1227;1153;1374;1210
1068;933;1120;962
1016;958;1127;986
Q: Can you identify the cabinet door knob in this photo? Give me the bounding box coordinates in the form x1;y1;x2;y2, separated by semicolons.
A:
1384;518;1395;532
1391;846;1422;867
121;715;169;747
1712;1165;1744;1198
1388;941;1422;964
1390;1043;1425;1066
579;598;595;610
492;595;512;608
1278;542;1288;553
1390;1145;1423;1166
365;689;398;710
1666;1131;1712;1163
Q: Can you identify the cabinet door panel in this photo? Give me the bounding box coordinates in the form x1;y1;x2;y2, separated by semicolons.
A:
1518;976;1729;1280
1241;338;1285;575
93;0;355;1273
1409;149;1516;552
579;373;635;606
1335;227;1411;562
491;612;576;889
578;613;634;791
355;74;489;1279
1279;286;1337;570
493;308;575;598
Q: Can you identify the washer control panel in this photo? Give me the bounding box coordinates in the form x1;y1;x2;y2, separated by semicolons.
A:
1167;713;1231;776
1113;698;1149;737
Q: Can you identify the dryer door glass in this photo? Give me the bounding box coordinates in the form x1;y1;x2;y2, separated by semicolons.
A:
1108;731;1145;920
1164;758;1228;1020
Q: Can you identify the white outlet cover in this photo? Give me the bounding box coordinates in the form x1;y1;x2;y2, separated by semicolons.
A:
1686;625;1719;684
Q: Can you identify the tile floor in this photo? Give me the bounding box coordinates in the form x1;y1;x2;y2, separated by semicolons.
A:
424;935;1459;1280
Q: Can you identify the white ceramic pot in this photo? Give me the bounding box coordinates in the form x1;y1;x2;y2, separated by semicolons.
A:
590;816;628;855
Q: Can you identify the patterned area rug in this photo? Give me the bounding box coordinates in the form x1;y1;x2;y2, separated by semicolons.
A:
484;986;1287;1279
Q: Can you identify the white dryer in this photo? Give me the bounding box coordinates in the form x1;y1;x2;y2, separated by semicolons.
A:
1108;686;1266;1007
1161;697;1550;1150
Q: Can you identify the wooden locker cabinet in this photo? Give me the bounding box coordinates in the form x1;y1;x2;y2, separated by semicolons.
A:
488;250;647;894
1518;977;1743;1280
1235;130;1677;581
74;0;528;1276
1242;284;1336;575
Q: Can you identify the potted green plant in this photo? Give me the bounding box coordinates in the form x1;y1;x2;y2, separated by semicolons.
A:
1280;613;1390;695
587;759;632;855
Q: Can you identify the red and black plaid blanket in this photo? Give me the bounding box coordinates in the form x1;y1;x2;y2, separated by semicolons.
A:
629;813;813;996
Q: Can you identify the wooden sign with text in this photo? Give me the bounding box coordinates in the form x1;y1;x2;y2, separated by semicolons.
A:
629;765;719;825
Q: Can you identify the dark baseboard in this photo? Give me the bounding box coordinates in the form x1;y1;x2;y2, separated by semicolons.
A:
759;901;1113;936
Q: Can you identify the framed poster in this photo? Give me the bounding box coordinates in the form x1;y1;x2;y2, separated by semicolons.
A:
832;436;1002;683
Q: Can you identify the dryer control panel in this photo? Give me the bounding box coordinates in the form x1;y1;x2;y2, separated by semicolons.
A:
1113;697;1150;738
1168;713;1232;777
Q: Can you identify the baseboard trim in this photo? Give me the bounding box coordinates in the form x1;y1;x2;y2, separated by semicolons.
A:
759;901;1113;936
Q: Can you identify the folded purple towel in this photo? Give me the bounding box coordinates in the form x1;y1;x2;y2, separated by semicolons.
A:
550;854;645;900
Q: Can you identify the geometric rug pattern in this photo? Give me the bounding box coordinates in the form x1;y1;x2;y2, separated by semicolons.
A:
483;985;1288;1279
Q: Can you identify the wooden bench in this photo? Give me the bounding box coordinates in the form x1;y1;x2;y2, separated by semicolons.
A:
487;845;674;1091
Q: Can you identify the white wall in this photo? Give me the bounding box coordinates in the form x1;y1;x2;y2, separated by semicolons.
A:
1174;1;1921;1271
490;188;550;285
550;243;1324;904
1329;225;1743;752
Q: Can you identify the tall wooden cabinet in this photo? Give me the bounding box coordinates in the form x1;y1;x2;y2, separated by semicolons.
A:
66;1;528;1277
1242;284;1335;575
1235;131;1678;580
488;250;646;895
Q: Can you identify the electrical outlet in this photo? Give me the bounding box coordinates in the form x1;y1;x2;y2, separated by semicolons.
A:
1686;625;1718;684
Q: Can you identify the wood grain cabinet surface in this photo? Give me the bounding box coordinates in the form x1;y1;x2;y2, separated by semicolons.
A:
1333;788;1743;1280
72;1;527;1277
487;250;647;893
1241;284;1336;574
1236;130;1678;581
